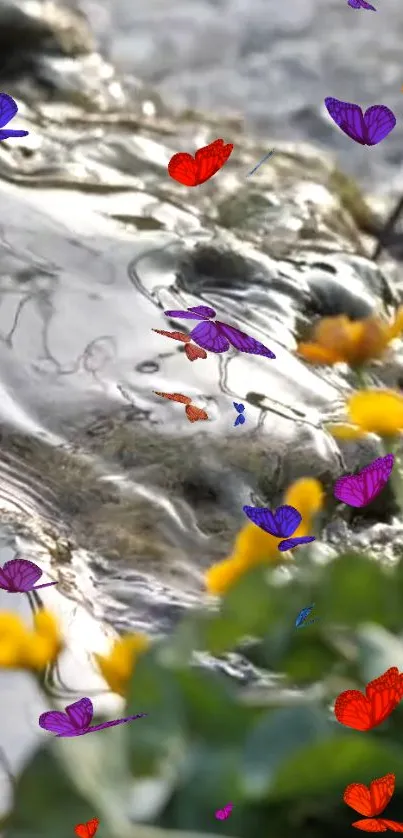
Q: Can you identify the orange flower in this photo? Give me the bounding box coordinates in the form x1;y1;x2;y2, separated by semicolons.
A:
297;310;403;367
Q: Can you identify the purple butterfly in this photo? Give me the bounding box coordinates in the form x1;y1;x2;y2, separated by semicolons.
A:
333;453;394;508
39;697;147;737
215;803;233;820
242;504;316;552
163;305;276;358
347;0;377;9
0;558;57;592
0;93;29;140
324;98;396;146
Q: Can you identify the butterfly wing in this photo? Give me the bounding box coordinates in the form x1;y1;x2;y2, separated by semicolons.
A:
0;93;18;127
348;0;376;8
344;775;394;817
190;321;230;352
369;774;396;815
344;783;376;817
75;819;100;838
334;473;367;507
324;97;367;144
88;713;148;733
152;329;190;342
352;821;403;832
334;689;373;730
185;404;209;423
242;505;283;537
194;139;234;185
0;565;11;590
278;536;316;552
364;106;396;145
168;152;198;187
2;558;42;591
65;698;94;729
375;823;403;832
185;343;208;361
154;391;192;404
233;402;245;413
352;821;388;832
234;414;245;426
214;322;276;358
365;667;403;727
0;129;29;140
164;307;214;320
38;710;78;736
360;455;394;505
274;505;302;537
295;605;314;627
187;306;216;318
334;454;394;507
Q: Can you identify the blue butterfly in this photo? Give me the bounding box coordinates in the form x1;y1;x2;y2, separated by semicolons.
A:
233;402;245;426
0;93;29;141
295;604;317;628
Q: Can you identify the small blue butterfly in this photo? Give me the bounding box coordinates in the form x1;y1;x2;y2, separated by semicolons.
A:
295;604;317;628
233;402;245;426
0;93;29;141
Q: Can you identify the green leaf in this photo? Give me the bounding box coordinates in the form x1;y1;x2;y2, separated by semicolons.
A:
318;553;397;626
173;667;255;745
125;649;187;776
271;734;403;799
240;705;332;798
219;566;282;638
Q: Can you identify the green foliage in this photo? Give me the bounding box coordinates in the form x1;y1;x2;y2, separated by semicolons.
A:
5;550;403;838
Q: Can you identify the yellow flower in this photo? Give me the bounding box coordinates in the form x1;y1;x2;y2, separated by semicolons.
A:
205;556;250;596
205;477;324;595
297;310;403;367
95;633;151;696
328;389;403;439
0;610;62;670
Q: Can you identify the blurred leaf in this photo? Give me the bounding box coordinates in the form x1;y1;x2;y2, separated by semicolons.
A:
160;744;241;833
4;743;96;838
250;623;339;683
318;554;398;627
219;566;283;637
356;623;403;683
271;734;403;799
125;648;187;776
240;705;332;798
174;666;255;745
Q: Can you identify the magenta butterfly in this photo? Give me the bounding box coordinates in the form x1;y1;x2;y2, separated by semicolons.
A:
39;697;147;737
0;558;57;592
163;305;276;357
242;504;316;552
324;98;396;145
215;803;233;820
333;454;394;508
347;0;376;9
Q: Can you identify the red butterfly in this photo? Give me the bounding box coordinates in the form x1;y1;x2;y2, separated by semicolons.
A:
153;391;209;423
152;329;207;361
334;667;403;731
168;138;234;186
74;819;100;838
344;773;403;831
